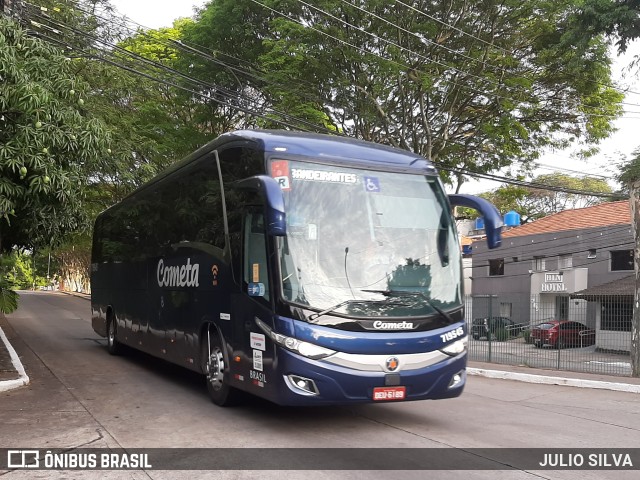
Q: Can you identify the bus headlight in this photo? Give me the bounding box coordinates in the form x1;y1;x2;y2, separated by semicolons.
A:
440;337;468;356
255;318;336;360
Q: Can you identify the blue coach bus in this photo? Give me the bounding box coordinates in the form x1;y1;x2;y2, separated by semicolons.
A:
91;130;502;406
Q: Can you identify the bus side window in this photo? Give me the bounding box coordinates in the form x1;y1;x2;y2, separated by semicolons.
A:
243;211;270;301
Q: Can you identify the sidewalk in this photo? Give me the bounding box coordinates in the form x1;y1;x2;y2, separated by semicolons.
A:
0;313;29;392
467;360;640;393
1;293;639;394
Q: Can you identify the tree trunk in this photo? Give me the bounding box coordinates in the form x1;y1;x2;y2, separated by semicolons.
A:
630;181;640;377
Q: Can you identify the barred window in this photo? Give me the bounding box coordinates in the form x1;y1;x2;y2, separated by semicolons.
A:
601;300;632;332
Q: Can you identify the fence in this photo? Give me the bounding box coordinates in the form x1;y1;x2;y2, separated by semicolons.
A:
465;294;633;377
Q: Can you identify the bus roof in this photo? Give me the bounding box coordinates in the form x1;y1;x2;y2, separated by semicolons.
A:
106;130;437;213
225;130;435;170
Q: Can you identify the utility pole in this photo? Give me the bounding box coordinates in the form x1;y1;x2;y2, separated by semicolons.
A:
630;180;640;377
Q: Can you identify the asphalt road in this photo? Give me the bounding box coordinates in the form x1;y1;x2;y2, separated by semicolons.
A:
1;291;639;480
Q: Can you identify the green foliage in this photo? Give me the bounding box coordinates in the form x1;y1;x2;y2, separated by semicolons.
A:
0;250;48;289
0;283;19;314
618;147;640;186
565;0;640;55
77;18;216;207
17;7;217;280
182;0;623;190
0;16;110;250
493;328;511;342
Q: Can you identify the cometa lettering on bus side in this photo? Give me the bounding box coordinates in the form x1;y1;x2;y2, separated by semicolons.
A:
157;258;200;288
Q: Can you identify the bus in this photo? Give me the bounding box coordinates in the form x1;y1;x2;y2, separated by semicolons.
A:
91;130;502;406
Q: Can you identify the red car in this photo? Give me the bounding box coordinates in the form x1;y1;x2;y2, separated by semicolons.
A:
530;320;596;349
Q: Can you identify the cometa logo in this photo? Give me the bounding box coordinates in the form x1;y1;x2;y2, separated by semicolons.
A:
157;258;200;288
385;356;400;372
372;320;415;330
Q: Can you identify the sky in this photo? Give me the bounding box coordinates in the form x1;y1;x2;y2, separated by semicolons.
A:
109;0;640;195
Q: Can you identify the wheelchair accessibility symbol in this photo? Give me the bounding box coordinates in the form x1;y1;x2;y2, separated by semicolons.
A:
364;176;380;192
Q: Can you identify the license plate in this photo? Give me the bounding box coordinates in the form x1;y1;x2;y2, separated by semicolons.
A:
372;386;406;401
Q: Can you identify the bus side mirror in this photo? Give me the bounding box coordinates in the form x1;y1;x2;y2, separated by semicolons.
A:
234;175;287;236
448;194;503;249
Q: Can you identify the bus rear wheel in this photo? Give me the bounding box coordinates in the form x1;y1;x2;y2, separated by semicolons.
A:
106;317;122;355
201;333;239;406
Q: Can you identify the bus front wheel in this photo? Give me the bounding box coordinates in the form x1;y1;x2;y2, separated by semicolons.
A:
201;333;239;406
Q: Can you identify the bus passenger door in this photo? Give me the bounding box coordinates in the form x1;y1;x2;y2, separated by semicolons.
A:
230;208;276;397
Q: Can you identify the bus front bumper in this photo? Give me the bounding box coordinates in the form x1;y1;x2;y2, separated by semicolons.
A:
271;348;467;406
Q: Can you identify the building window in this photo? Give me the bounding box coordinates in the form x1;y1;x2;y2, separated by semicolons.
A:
555;296;569;321
601;300;632;332
558;254;572;269
610;250;633;271
532;256;546;271
489;258;504;276
587;249;597;259
500;302;512;317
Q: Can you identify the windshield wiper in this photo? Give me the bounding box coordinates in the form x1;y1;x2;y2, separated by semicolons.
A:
308;299;367;321
361;289;456;323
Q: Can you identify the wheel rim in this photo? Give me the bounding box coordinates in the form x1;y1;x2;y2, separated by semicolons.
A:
206;347;225;391
108;321;115;347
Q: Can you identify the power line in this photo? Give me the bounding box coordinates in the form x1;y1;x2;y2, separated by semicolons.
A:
340;0;640;112
392;0;515;57
60;1;635;182
18;3;631;198
84;3;628;183
24;7;334;135
437;165;625;198
392;0;640;98
470;238;634;282
50;3;624;182
288;0;638;117
29;0;639;124
258;0;623;121
27;2;359;122
476;223;632;257
43;0;640;117
25;30;315;133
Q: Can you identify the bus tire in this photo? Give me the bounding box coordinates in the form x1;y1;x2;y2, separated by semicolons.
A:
201;333;239;407
106;316;123;355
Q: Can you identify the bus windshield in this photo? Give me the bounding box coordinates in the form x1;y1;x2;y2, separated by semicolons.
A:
273;159;462;319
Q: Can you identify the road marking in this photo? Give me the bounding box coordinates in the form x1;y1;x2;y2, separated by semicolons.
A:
0;326;30;392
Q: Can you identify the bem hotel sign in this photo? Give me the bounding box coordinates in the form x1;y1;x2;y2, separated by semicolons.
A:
541;272;567;292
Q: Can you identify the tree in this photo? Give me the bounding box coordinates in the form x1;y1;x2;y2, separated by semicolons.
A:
0;15;112;308
566;0;640;56
475;173;615;223
0;16;110;251
182;0;623;191
17;8;220;291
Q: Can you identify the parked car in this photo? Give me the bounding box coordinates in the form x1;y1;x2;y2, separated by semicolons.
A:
529;320;596;349
471;317;526;340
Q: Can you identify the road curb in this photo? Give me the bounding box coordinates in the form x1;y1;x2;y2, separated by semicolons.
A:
467;367;640;394
58;290;91;301
0;326;29;392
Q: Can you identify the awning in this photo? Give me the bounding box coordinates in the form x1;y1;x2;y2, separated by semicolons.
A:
570;275;635;300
